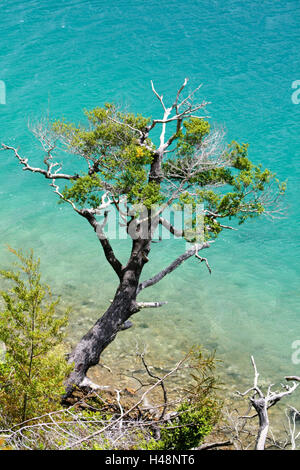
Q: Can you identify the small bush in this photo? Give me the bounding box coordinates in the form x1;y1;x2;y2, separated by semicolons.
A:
143;348;222;450
0;248;71;424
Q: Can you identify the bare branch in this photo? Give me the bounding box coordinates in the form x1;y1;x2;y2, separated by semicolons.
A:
196;440;233;450
62;357;185;449
150;80;167;112
159;217;184;238
173;77;189;112
1;144;79;180
195;251;212;275
285;376;300;382
136;301;168;309
82;210;123;279
148;80;209;153
137;242;210;294
109;300;167;309
286;406;300;450
50;179;82;214
177;83;203;110
236;356;300;450
138;351;168;421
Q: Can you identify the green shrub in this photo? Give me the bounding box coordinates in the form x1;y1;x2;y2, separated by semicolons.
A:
0;248;71;424
143;348;222;450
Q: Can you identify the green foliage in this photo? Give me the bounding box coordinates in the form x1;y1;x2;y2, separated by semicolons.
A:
54;104;162;208
0;248;71;424
177;118;211;156
92;439;113;451
145;402;216;450
143;348;221;450
166;138;285;240
61;174;104;209
50;103;285;242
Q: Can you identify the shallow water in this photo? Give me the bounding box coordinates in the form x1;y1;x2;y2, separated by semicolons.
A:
0;0;300;421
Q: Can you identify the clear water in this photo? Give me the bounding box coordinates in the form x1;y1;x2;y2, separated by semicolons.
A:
0;0;300;406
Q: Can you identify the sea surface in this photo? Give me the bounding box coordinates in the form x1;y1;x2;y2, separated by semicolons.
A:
0;0;300;415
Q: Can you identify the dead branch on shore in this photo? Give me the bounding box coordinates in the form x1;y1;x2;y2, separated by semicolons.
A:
219;357;300;450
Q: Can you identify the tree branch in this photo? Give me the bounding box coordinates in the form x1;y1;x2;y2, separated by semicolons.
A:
2;144;124;279
1;144;79;180
237;356;299;450
136;301;168;309
82;210;123;279
196;440;233;450
148;80;209;153
159;217;184;238
137;242;210;294
285;376;300;382
150;80;167;112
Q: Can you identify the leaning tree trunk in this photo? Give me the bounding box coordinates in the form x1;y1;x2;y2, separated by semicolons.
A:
65;238;151;397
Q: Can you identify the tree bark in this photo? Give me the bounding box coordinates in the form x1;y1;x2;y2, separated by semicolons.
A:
64;238;151;397
251;398;269;450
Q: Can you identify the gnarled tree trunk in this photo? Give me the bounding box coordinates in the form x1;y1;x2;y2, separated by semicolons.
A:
65;238;151;396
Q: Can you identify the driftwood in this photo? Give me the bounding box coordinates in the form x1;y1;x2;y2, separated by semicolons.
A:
236;356;299;450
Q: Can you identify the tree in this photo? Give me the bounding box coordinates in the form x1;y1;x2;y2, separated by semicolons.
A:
0;248;70;423
1;80;286;395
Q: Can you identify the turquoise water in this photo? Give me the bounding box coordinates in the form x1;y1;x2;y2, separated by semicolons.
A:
0;0;300;400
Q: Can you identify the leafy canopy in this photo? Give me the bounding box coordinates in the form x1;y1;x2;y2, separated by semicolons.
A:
51;104;285;240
